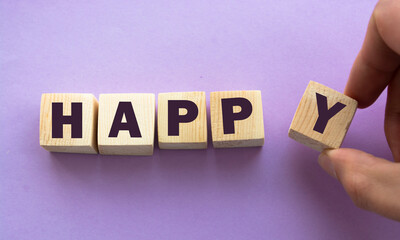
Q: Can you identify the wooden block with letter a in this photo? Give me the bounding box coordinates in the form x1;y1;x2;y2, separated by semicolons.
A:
39;93;99;154
98;93;155;155
210;90;264;148
158;91;207;149
288;81;358;152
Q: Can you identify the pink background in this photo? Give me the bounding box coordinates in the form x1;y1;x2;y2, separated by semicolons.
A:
1;0;399;239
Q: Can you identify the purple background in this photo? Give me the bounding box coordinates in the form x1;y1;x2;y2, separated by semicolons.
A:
1;0;399;239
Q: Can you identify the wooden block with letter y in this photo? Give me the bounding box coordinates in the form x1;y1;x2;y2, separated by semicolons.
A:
210;90;264;148
158;91;207;149
39;93;99;154
288;81;358;152
98;93;155;155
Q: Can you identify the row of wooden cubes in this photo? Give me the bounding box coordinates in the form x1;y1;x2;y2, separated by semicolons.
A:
40;91;265;155
40;81;358;156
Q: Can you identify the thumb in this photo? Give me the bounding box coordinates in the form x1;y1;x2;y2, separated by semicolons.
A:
318;148;400;221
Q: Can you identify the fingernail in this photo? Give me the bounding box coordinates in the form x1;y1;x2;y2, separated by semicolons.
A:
318;150;337;179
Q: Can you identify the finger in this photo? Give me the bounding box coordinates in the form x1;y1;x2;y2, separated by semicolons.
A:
344;0;400;108
318;148;400;221
385;69;400;162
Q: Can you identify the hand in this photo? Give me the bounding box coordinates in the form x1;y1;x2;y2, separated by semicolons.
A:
317;0;400;221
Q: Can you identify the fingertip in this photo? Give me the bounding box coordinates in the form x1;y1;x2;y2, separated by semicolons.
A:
318;148;373;179
322;148;387;175
344;74;378;109
324;148;367;162
318;149;337;179
320;148;343;160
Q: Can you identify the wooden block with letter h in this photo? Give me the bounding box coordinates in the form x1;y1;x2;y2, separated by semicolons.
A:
97;93;155;155
39;93;99;154
158;91;207;149
210;90;264;148
288;81;358;151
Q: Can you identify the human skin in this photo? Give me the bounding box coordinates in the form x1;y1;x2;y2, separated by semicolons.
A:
317;0;400;221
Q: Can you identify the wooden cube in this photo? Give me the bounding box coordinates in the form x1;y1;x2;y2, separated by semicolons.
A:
288;81;357;152
39;93;99;154
158;91;207;149
210;90;264;148
98;93;155;155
